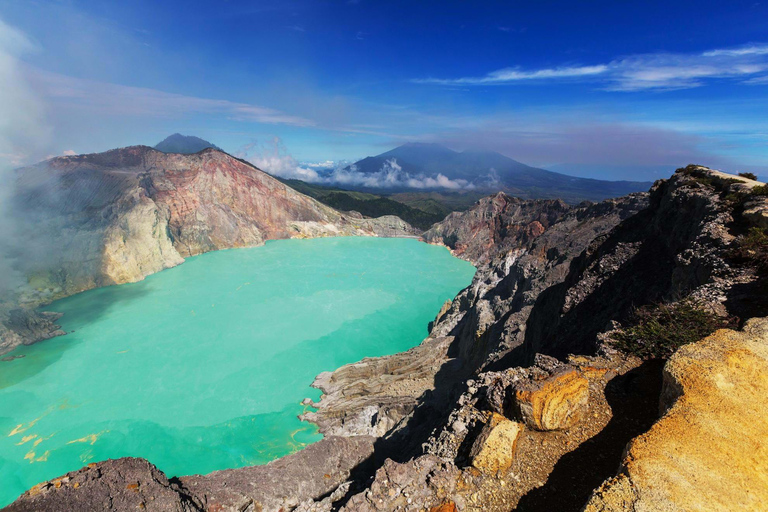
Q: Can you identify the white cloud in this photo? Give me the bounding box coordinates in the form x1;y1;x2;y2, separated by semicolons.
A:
743;75;768;84
415;43;768;91
302;160;337;169
239;138;322;181
24;67;316;127
329;161;398;188
416;65;608;85
702;45;768;57
325;158;474;189
240;138;474;190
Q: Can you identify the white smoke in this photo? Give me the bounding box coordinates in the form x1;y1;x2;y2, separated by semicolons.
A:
241;137;475;190
238;137;323;182
0;19;50;295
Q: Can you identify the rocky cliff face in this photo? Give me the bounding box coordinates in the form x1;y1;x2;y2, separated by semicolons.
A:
0;146;415;355
329;166;768;511
584;317;768;512
6;165;768;512
304;192;648;443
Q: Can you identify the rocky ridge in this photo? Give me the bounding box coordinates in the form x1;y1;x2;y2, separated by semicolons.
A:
0;146;415;355
6;165;768;511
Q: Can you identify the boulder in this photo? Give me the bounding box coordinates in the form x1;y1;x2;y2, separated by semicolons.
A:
513;367;589;431
469;413;522;474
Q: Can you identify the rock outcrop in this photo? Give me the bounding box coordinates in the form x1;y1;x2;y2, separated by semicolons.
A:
422;193;571;265
468;413;522;474
512;365;589;431
3;458;203;512
0;307;64;355
6;436;375;512
0;146;416;355
585;318;768;512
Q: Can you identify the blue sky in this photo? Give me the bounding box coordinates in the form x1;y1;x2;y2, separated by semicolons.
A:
1;0;767;180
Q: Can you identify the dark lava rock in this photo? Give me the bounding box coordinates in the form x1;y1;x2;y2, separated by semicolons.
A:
3;458;203;512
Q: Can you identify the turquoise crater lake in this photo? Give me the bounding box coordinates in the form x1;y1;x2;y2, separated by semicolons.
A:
0;237;475;506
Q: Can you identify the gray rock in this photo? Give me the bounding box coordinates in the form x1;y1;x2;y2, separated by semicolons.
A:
182;436;375;512
3;458;203;512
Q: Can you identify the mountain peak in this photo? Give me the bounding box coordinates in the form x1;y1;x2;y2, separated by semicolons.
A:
378;142;458;162
401;142;450;149
155;134;221;154
394;142;456;153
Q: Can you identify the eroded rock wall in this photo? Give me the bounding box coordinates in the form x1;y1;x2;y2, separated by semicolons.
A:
0;146;416;355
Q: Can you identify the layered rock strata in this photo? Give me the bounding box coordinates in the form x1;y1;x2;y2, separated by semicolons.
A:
512;365;589;431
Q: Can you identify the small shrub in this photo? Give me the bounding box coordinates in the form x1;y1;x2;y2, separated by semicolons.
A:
677;164;702;175
729;227;768;271
688;174;739;190
610;301;736;360
751;184;768;196
739;172;758;181
442;233;459;249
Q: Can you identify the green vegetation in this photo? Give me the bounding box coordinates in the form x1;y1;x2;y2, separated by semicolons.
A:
278;178;448;229
751;184;768;196
610;301;737;360
390;191;483;213
695;175;740;189
678;165;741;190
320;192;446;229
739;172;758;180
729;227;768;271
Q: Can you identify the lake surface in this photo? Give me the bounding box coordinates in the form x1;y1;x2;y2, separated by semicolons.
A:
0;237;475;506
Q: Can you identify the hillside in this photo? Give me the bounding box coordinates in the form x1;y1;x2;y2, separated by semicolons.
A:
0;146;415;355
277;178;447;229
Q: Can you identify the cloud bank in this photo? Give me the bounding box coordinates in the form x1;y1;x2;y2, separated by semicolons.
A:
415;43;768;91
240;137;475;190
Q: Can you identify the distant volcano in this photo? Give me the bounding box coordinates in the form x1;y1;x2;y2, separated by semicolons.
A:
154;133;221;154
348;142;653;202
